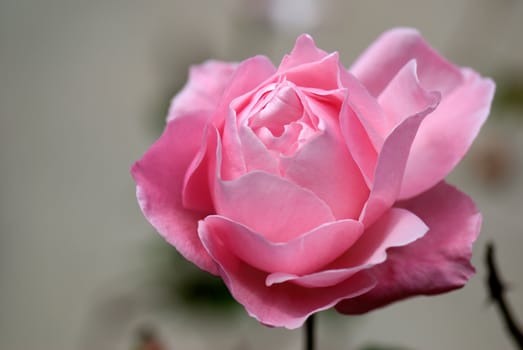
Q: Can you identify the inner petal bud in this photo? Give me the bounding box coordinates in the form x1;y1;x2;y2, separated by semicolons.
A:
249;84;303;137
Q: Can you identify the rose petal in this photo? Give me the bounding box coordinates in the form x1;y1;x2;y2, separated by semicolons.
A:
339;70;388;154
283;52;341;90
213;55;277;127
201;215;363;275
359;96;438;227
214;171;335;242
399;69;495;199
278;34;329;71
168;60;238;120
378;59;441;131
268;207;427;288
198;219;376;329
238;124;280;174
350;28;462;97
336;182;480;314
131;112;218;274
281;103;369;219
181;125;220;213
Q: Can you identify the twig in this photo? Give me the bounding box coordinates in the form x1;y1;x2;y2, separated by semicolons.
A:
486;242;523;349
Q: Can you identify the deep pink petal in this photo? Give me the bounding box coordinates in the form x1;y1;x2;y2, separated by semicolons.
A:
336;182;481;314
269;207;427;288
214;171;335;242
281;110;369;219
399;69;495;199
201;215;363;275
198;220;376;329
278;34;329;71
131;112;218;274
350;28;462;97
168;60;238;120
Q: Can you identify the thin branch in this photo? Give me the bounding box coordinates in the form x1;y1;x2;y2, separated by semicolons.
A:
486;242;523;349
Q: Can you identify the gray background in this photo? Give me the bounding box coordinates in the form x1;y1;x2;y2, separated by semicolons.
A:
1;0;523;349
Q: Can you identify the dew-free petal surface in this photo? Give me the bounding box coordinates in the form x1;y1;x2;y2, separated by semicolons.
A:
198;219;376;329
336;182;480;314
131;112;218;274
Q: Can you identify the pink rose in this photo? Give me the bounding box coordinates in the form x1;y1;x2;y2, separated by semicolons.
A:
131;28;494;329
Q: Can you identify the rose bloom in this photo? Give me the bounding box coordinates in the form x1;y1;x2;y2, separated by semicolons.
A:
132;28;494;329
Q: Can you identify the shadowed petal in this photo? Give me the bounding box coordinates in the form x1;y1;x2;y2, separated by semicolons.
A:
198;219;376;329
336;182;481;314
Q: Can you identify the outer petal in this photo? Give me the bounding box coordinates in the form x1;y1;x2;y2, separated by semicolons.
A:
377;59;441;132
131;112;218;274
336;182;481;314
198;220;376;329
399;69;495;199
350;28;462;97
168;60;238;120
201;215;363;275
268;207;428;288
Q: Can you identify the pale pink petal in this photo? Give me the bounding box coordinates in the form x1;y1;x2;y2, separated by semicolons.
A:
399;69;495;199
378;60;441;131
266;268;365;288
339;95;378;187
281;107;369;219
181;126;218;213
339;68;389;151
350;28;462;97
131;112;218;274
278;34;329;71
168;60;238;120
201;215;363;275
283;52;341;90
336;182;481;314
268;207;427;288
198;219;376;329
221;109;247;180
237;125;280;174
359;97;438;227
212;56;277;126
214;171;335;242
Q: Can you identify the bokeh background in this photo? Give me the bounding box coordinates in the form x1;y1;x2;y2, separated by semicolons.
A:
1;0;523;349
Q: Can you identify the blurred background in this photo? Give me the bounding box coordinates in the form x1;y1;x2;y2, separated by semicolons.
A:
1;0;523;349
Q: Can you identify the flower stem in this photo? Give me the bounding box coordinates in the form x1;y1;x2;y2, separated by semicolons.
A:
305;314;315;350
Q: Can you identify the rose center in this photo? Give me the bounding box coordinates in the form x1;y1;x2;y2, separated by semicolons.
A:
248;84;303;137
